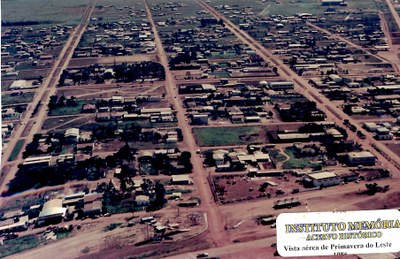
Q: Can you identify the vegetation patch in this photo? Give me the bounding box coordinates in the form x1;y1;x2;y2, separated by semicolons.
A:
193;126;262;146
268;149;287;162
48;99;90;116
8;139;25;162
0;235;39;258
282;147;319;169
2;92;35;105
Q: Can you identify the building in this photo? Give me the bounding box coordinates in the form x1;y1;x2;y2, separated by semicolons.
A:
269;81;294;90
363;122;379;132
307;171;341;187
140;107;172;116
171;175;193;185
37;199;67;226
62;192;85;207
213;153;225;165
191;114;208;125
325;128;344;139
22;155;52;168
83;200;102;217
65;128;80;143
346;151;376;166
321;0;344;5
339;172;360;182
0;216;29;234
96;112;111;121
244;116;261;123
374;127;392;140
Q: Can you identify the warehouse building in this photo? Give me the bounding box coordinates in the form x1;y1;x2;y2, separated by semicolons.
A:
37;199;67;226
346;151;376;166
307;171;341;187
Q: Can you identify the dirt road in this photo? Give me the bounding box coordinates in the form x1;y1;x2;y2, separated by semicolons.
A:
143;0;230;247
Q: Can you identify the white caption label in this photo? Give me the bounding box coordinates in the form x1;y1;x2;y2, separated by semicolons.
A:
277;210;400;257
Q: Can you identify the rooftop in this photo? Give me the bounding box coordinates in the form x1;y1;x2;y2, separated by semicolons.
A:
308;171;338;180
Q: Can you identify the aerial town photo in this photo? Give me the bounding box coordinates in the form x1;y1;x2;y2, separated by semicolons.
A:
1;0;400;258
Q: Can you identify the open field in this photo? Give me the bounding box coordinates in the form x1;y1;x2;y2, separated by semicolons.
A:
213;174;302;205
282;146;320;169
16;69;49;80
2;92;35;105
2;0;88;24
41;115;81;130
48;100;94;116
0;235;39;258
193;126;263;146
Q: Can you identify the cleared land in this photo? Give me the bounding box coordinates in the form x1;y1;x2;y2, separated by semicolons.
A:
0;235;39;258
2;0;88;24
282;146;320;169
193;126;263;146
2;92;35;105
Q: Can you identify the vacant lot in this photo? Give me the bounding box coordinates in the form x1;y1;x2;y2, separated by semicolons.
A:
2;0;87;24
282;147;320;169
0;234;39;258
42;115;81;130
213;174;300;205
2;92;35;105
8;139;25;162
384;143;400;157
48;101;93;116
193;126;263;146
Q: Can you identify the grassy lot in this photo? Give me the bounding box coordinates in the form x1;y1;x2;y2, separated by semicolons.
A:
2;0;86;24
17;69;49;80
282;147;319;169
2;92;35;105
269;149;287;162
48;100;92;116
41;115;80;130
0;235;39;258
267;0;326;16
8;139;25;162
262;0;379;16
193;126;262;146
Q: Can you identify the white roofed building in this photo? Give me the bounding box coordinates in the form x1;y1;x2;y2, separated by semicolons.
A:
307;171;341;187
37;199;67;226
